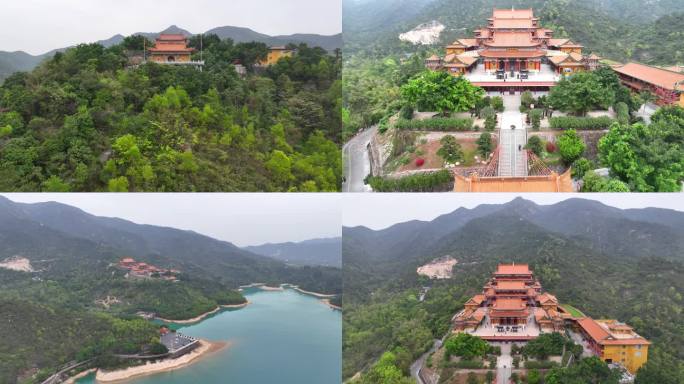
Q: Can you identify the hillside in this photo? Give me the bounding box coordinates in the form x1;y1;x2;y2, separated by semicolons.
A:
342;0;684;65
0;25;342;81
244;237;342;267
342;198;684;383
0;30;341;192
0;196;341;383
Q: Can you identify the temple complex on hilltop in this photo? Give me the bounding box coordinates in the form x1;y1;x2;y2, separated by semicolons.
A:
426;8;599;91
452;263;649;373
613;62;684;107
148;34;204;69
118;257;180;281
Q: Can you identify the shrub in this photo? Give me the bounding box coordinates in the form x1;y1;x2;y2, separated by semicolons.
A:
524;360;559;369
394;117;474;131
437;135;464;164
0;124;12;138
488;355;497;368
400;104;414;120
572;158;593;179
484;115;497;131
525;135;543;156
546;141;557;153
455;359;485;369
378;115;390;133
491;96;504;112
615;102;629;125
513;356;520;368
557;129;585;165
582;171;630;192
521;91;535;110
480;106;496;120
528;109;543;131
549;116;615;130
477;132;493;157
366;170;453;192
415;158;425;167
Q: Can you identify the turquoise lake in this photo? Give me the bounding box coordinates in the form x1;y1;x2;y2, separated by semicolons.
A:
77;287;341;384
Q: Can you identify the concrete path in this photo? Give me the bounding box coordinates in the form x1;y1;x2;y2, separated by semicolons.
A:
342;126;377;192
411;339;442;384
497;96;527;177
497;343;512;384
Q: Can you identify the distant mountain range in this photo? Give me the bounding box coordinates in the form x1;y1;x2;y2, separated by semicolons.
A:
244;237;342;267
0;24;342;81
0;196;341;294
343;0;684;65
343;197;684;299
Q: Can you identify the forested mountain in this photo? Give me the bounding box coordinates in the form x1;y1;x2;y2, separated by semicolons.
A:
244;237;342;267
343;198;684;383
0;32;341;192
342;0;684;65
0;25;342;81
0;196;341;383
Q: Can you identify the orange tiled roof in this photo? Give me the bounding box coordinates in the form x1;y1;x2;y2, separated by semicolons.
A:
467;294;486;305
496;280;527;290
492;18;534;28
495;264;531;275
578;317;611;342
486;31;539;47
493;298;526;310
538;292;558;304
457;38;479;47
548;38;570;46
614;62;684;91
492;8;534;19
157;34;187;41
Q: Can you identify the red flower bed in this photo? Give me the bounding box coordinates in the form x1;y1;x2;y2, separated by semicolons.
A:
415;158;425;167
546;142;557;153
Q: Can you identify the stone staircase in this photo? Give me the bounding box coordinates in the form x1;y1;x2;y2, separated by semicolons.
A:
498;128;527;177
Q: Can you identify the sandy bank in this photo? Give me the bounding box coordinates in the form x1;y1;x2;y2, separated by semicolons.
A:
156;301;249;324
293;286;337;298
320;298;342;311
95;340;228;383
64;368;96;384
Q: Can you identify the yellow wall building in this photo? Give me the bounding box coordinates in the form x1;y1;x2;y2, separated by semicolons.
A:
260;46;294;66
577;318;650;374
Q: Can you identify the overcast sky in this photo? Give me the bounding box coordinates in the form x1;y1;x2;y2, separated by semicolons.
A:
2;193;341;247
342;193;684;230
0;0;342;55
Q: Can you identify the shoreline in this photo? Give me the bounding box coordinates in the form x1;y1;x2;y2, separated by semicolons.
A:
95;339;228;383
241;282;339;299
320;298;342;311
64;368;97;384
155;301;250;324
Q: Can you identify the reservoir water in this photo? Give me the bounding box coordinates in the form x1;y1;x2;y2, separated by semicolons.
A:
77;287;341;384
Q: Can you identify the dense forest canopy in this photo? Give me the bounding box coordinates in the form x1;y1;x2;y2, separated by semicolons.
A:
0;35;342;191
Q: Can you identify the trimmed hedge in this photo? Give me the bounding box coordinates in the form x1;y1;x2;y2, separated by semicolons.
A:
454;359;485;369
549;116;614;130
524;360;559;369
366;170;453;192
395;117;474;131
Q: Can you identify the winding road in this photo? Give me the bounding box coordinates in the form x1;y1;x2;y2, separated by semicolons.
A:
342;126;377;192
411;339;442;384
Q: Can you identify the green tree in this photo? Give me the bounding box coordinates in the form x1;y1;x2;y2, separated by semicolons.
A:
490;96;504;112
549;71;614;116
401;70;484;116
437;135;464;164
582;171;630;192
444;333;488;360
528;109;543;131
477;132;493;157
528;369;541;384
557;129;585;165
484;114;497;131
525;135;544;156
266;150;294;189
485;370;495;384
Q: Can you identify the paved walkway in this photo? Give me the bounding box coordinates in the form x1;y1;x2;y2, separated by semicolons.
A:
496;342;512;384
342;126;376;192
465;63;560;83
497;94;527;177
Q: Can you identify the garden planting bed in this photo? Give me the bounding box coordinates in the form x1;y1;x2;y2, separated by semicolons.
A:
397;135;498;172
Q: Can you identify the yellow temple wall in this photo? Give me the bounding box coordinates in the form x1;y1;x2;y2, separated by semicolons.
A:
446;47;466;55
679;93;684;107
601;344;648;374
561;47;582;54
262;50;293;66
150;54;191;63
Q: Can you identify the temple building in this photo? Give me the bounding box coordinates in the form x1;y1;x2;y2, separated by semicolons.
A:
427;8;599;91
259;46;295;66
453;263;567;334
613;62;684;107
576;318;650;373
148;34;204;69
451;263;650;374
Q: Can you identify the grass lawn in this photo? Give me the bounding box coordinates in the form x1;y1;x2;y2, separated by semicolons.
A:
561;304;586;318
